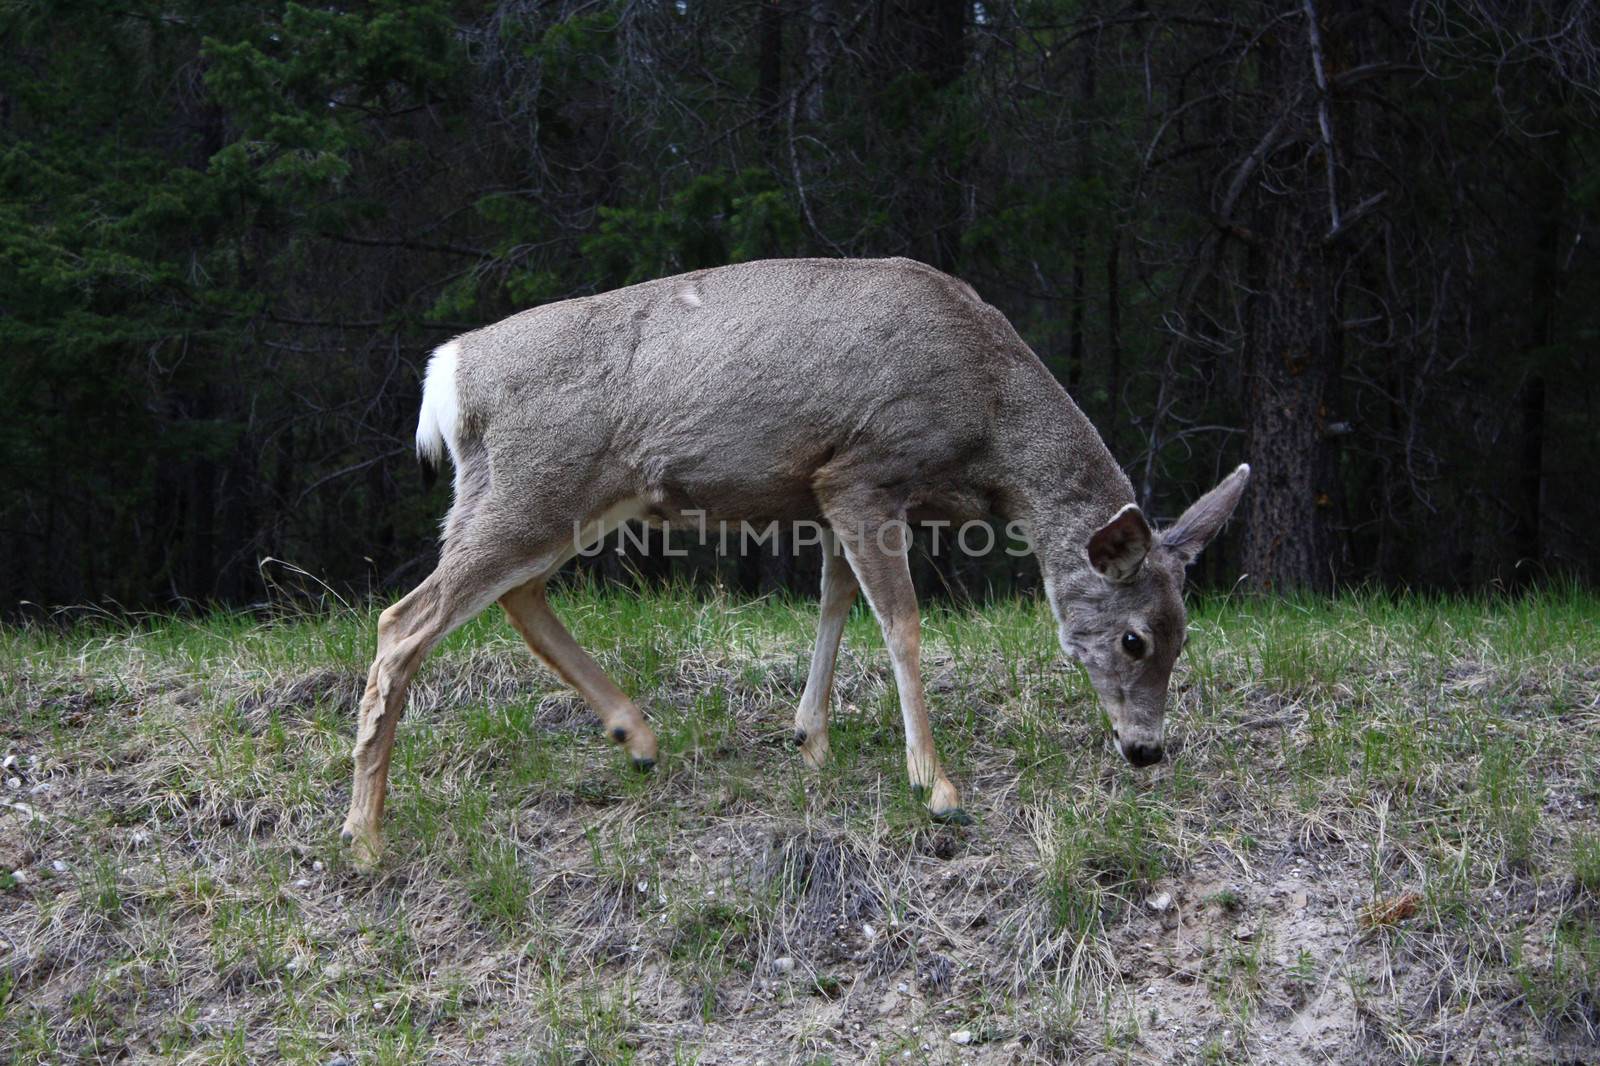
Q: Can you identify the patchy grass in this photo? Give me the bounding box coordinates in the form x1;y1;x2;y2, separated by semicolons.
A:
2;583;1598;1063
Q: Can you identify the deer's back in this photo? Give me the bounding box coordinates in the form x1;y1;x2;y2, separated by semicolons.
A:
452;258;1041;522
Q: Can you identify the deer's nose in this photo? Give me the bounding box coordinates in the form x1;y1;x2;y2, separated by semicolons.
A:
1122;741;1164;768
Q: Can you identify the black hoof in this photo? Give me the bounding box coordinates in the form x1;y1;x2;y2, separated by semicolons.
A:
931;808;973;827
792;728;807;747
340;828;354;844
633;757;657;773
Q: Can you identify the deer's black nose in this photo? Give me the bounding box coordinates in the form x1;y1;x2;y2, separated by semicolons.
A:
1123;742;1164;768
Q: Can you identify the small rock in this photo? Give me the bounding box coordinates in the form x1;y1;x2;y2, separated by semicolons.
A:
2;754;17;771
5;777;20;790
1292;891;1308;909
51;859;67;873
324;1056;352;1066
1148;891;1173;913
293;877;312;889
312;860;324;873
950;1029;974;1045
897;982;909;994
130;831;151;847
772;956;795;974
10;868;27;884
27;782;49;796
863;922;878;939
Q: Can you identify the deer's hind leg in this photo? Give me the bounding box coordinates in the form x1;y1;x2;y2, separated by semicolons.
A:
793;530;858;769
499;580;658;767
342;531;544;866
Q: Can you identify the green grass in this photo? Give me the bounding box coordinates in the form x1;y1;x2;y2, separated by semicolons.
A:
2;583;1598;1061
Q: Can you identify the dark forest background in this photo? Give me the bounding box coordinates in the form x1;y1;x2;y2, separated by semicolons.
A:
2;0;1597;612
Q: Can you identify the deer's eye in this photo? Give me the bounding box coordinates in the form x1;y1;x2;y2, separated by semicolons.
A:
1121;631;1146;658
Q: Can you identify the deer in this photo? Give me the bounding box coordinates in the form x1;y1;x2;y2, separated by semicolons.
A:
340;257;1249;865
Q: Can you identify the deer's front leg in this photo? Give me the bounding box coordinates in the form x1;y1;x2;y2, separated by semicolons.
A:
832;516;966;824
793;530;858;769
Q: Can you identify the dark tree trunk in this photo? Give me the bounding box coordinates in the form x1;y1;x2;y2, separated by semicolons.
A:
1237;4;1355;593
1512;116;1566;583
1242;179;1337;592
1104;230;1123;456
756;0;783;115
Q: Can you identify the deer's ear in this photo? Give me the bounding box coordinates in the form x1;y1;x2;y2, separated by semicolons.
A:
1087;504;1153;582
1161;463;1251;566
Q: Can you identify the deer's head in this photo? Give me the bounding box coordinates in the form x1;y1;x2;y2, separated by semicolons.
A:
1049;464;1251;768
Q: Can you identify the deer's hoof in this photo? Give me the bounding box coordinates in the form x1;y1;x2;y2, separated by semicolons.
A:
917;778;965;824
633;756;657;773
795;729;830;770
344;832;383;871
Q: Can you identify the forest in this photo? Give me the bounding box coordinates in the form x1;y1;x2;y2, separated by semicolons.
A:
2;0;1597;610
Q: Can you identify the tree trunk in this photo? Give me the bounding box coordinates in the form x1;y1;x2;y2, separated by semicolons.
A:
1240;8;1346;593
1242;175;1337;592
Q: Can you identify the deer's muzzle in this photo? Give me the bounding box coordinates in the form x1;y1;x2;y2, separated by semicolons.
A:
1119;739;1164;767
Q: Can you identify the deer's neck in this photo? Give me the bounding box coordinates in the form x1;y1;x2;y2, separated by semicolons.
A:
995;366;1136;585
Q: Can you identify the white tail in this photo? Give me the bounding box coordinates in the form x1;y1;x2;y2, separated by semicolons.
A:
415;340;461;470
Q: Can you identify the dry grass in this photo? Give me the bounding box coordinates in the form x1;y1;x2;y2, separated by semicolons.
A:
2;584;1598;1064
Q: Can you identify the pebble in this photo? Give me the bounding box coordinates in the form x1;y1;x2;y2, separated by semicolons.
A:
772;956;795;974
293;877;312;889
897;982;909;994
51;860;67;873
5;777;19;790
312;860;324;873
2;755;17;771
1148;891;1173;912
10;869;26;884
863;922;878;939
324;1057;352;1066
950;1029;974;1045
130;831;151;847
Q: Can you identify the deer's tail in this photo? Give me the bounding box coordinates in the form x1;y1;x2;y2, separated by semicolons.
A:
415;340;462;488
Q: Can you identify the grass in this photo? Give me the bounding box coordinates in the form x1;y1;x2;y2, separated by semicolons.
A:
2;582;1599;1062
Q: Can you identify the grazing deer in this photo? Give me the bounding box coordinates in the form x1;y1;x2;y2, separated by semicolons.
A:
341;257;1249;864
